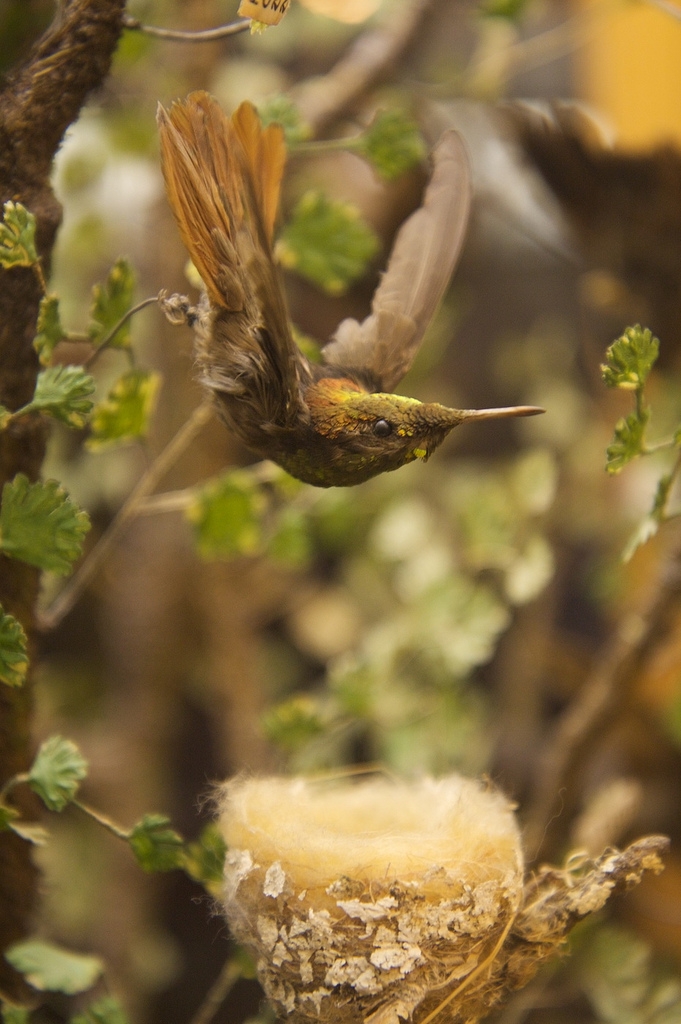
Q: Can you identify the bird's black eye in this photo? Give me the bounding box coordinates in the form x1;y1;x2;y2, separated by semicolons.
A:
373;419;393;437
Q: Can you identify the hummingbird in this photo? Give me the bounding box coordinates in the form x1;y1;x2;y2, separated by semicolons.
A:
157;92;543;487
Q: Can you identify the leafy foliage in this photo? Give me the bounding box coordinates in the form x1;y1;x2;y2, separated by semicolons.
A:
258;94;311;144
187;471;265;558
0;606;28;688
578;926;681;1024
26;366;95;428
479;0;532;21
0;474;90;575
602;325;659;390
71;997;131;1024
262;695;326;751
354;110;426;180
183;824;227;896
128;813;185;872
5;939;103;995
267;506;312;566
33;294;68;366
1;1003;30;1024
276;191;380;294
0;201;39;270
605;409;649;474
89;256;136;349
28;735;88;811
87;368;161;449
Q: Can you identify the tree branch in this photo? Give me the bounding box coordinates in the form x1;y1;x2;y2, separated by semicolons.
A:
0;0;126;1002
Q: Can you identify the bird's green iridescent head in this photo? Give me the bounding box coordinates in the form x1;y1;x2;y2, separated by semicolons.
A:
279;377;468;487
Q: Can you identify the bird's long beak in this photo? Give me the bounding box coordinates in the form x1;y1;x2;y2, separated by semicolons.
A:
457;405;545;421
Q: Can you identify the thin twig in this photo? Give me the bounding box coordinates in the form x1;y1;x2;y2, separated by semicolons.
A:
122;13;250;41
38;400;215;631
188;957;242;1024
292;0;437;134
85;294;160;369
524;528;681;860
135;489;195;515
73;799;130;841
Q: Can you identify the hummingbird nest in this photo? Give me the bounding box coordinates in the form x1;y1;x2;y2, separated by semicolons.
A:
218;775;667;1024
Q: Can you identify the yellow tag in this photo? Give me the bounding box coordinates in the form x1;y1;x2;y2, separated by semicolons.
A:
238;0;291;25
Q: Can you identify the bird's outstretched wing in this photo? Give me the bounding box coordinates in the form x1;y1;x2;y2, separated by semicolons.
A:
157;92;311;428
322;130;472;393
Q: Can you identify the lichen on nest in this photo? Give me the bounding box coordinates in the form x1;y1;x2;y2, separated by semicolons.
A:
217;775;667;1024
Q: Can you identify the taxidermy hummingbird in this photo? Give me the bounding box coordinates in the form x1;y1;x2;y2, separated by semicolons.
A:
157;92;543;487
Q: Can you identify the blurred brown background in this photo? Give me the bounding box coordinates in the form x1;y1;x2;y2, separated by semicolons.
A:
4;0;681;1022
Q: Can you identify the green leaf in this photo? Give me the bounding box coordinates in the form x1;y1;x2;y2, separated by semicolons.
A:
33;295;68;366
276;191;380;295
27;366;95;428
257;95;311;145
622;515;659;563
28;736;88;812
1;1003;30;1024
183;823;227;895
262;695;325;751
601;325;659;389
578;925;681;1024
622;473;674;561
0;804;20;831
605;409;649;474
0;474;90;575
9;821;49;846
128;813;184;873
5;939;103;995
355;110;426;181
267;507;311;566
186;471;265;559
86;369;161;450
479;0;532;22
71;996;130;1024
89;257;135;348
0;607;28;688
0;407;11;431
0;202;39;270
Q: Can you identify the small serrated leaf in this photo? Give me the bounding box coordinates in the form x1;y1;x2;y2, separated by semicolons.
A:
128;813;184;873
0;474;90;575
86;369;161;450
28;735;88;812
623;516;660;563
71;995;131;1024
33;294;68;366
89;257;135;348
276;191;379;295
186;471;265;559
601;325;659;389
10;821;50;846
28;366;95;428
5;939;103;995
183;823;227;895
0;201;39;269
257;95;310;145
605;410;649;474
0;607;28;688
355;110;426;181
